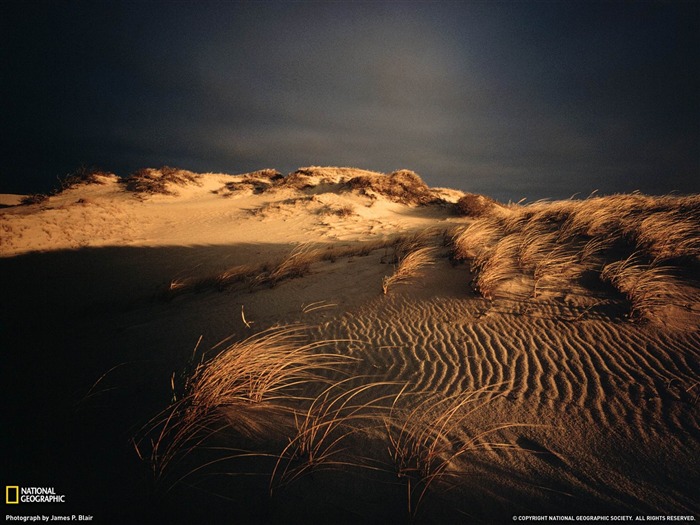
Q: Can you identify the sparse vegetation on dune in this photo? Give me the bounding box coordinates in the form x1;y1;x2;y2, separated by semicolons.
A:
343;169;442;206
169;264;256;294
122;166;201;195
15;161;696;326
162;233;451;299
247;194;358;220
212;169;283;196
163;240;390;298
262;166;381;191
57;165;114;191
108;168;699;301
273;170;319;191
214;166;393;196
254;242;319;287
19;165;116;205
318;203;356;218
293;166;384;181
6;162;700;523
229;166;449;205
19;193;49;206
16;164;457;210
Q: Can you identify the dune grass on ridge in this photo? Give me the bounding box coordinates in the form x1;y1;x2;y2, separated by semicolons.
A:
450;192;700;322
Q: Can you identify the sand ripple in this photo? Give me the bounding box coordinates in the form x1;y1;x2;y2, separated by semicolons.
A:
314;295;700;442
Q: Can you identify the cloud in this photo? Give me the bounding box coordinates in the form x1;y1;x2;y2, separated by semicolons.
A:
1;1;697;199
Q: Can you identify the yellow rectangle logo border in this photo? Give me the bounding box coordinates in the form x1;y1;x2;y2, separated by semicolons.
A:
6;485;19;504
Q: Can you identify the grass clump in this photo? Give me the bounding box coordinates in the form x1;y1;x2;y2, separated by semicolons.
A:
318;204;356;218
454;193;503;217
382;246;436;295
20;194;49;205
139;326;353;483
254;242;319;287
167;264;256;296
276;170;319;191
244;168;283;181
452;218;520;298
470;234;522;299
635;211;700;262
344;169;442;206
531;245;583;298
137;326;529;516
451;192;700;310
385;387;520;517
20;165;114;205
451;217;503;261
214;169;283;196
185;327;347;405
293;166;382;182
122;166;201;195
271;380;397;491
601;255;690;323
58;165;113;191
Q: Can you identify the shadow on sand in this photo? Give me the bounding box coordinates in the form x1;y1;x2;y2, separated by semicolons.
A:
0;243;314;523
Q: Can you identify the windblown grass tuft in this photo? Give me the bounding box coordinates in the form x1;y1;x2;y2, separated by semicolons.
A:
384;386;523;516
271;380;399;491
58;165;113;191
634;211;700;262
382;246;436;295
601;255;691;323
452;217;503;261
138;326;354;484
254;242;319;287
470;234;521;299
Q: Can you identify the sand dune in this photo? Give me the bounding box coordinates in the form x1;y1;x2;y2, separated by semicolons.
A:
1;167;698;523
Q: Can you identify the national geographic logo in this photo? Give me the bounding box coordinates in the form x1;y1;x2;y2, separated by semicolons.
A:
5;486;66;504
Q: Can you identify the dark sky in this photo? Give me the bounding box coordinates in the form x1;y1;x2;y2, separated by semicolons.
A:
2;1;698;201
